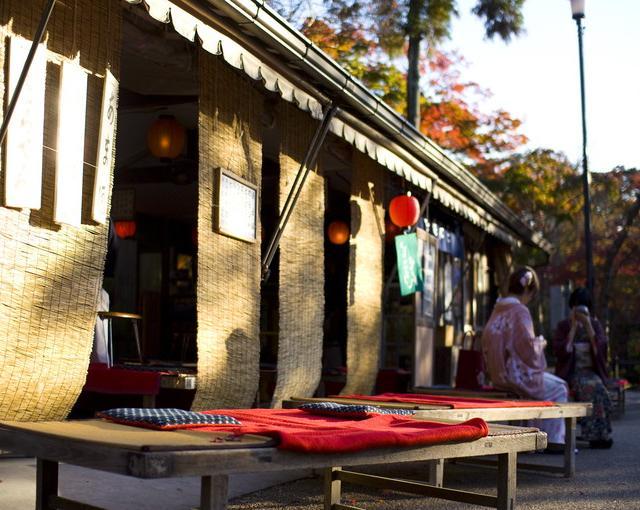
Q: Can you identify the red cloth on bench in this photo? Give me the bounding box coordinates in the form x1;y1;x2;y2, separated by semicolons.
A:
336;393;554;409
197;408;488;453
84;363;163;396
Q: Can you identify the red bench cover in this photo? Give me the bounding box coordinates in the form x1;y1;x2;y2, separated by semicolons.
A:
84;363;164;396
197;408;488;453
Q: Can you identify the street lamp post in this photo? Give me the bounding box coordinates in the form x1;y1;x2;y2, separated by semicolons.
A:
570;0;595;295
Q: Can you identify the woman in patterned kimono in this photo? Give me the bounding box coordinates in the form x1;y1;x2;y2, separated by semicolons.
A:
481;267;569;448
553;287;613;449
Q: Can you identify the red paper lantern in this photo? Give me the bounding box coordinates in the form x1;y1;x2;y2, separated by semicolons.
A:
327;220;350;245
147;115;186;160
389;193;420;227
114;220;136;239
385;218;401;243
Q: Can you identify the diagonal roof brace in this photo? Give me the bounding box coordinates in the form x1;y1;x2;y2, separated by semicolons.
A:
261;104;338;282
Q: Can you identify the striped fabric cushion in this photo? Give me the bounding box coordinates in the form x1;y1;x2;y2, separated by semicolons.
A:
97;408;240;430
299;402;415;419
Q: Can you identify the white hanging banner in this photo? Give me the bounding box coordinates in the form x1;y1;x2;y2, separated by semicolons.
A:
5;37;47;209
54;61;88;226
92;69;119;223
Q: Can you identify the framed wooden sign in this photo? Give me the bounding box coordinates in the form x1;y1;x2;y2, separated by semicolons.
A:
214;168;258;243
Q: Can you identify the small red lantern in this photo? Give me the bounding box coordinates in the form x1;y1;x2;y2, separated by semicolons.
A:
389;193;420;228
114;220;136;239
327;220;350;245
147;115;186;160
385;218;401;243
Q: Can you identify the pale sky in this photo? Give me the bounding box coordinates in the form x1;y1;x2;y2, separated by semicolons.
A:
445;0;640;172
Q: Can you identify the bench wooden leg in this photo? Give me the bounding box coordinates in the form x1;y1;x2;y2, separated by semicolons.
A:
564;417;576;478
200;475;228;510
36;459;58;510
324;467;342;510
497;452;516;510
428;459;444;487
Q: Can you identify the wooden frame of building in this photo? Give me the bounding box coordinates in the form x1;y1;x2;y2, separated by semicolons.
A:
0;0;550;420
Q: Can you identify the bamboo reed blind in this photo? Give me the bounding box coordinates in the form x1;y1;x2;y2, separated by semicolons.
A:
271;103;325;407
340;150;385;395
0;0;120;420
192;51;262;410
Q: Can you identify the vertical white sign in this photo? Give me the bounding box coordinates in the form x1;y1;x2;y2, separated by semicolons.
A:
54;61;88;226
5;37;47;209
92;69;119;223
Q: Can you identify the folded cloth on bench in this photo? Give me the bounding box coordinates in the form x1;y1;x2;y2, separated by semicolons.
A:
195;408;488;453
97;408;241;430
299;401;415;418
336;393;554;409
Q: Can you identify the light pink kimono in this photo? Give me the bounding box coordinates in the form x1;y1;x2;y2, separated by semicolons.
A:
481;297;568;444
481;298;547;399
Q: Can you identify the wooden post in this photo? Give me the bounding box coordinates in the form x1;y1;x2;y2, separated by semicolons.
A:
200;474;228;510
427;459;444;487
142;395;156;408
324;467;342;510
36;459;58;510
564;417;577;478
497;452;516;510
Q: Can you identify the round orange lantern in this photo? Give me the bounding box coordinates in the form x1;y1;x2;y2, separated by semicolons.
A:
147;115;186;160
114;220;137;239
389;192;420;228
327;220;350;245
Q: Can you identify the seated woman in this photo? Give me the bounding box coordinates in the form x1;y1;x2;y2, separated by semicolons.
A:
553;287;613;449
481;267;569;449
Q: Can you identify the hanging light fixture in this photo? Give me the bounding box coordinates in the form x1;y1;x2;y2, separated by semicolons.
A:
114;220;137;239
147;114;186;160
327;220;350;245
389;192;420;228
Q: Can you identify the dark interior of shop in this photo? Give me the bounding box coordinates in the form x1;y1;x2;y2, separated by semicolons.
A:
104;10;199;367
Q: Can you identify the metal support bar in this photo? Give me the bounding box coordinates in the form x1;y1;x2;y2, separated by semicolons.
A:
0;0;58;146
575;16;595;295
261;104;338;281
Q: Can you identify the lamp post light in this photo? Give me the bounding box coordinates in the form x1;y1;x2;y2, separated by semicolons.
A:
570;0;595;295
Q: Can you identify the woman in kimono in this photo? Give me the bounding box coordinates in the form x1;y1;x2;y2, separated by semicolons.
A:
553;287;613;448
481;267;569;448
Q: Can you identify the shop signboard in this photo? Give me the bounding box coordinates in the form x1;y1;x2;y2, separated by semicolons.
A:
5;37;46;209
395;232;423;296
418;230;438;320
92;69;119;224
214;168;258;243
54;61;88;226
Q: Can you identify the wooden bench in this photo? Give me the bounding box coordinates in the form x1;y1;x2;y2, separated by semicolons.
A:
0;419;545;510
606;378;631;416
285;396;590;479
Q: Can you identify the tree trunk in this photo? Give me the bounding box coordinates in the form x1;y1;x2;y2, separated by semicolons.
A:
407;34;422;128
598;192;640;333
406;0;423;128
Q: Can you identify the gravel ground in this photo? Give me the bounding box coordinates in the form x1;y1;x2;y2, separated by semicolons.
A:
229;391;640;510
